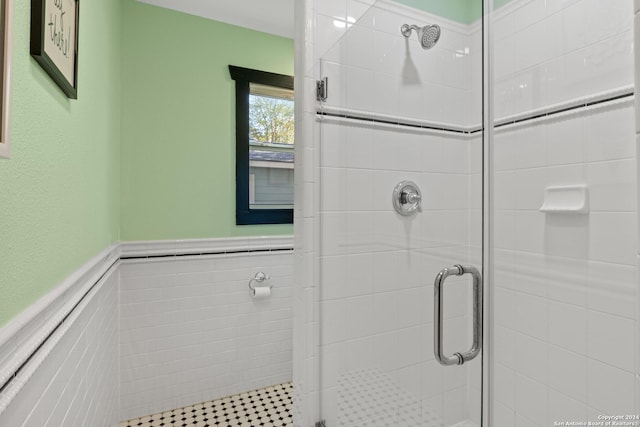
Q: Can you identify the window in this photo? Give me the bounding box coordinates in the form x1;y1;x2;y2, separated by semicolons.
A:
229;66;294;225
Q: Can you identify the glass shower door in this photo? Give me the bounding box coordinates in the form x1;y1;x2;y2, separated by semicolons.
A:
315;1;484;425
489;0;638;425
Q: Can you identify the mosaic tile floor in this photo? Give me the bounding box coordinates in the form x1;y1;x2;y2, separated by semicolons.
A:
119;382;293;427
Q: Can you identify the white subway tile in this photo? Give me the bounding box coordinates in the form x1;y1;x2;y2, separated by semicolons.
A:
345;169;375;211
587;159;636;212
587;261;636;319
515;14;562;73
494;400;516;427
494;249;518;292
0;272;119;427
495;325;516;369
495;287;516;329
309;2;637;426
513;0;547;30
515;333;548;384
493;11;515;41
546;256;588;307
119;253;293;420
585;103;635;163
345;295;376;339
515;414;539;427
320;343;344;389
316;0;347;25
589;212;636;266
495;37;516;81
371;292;399;334
397;287;428;328
514;123;547;169
514;252;548;298
516;293;548;341
494;363;516;409
440;316;469;360
512;168;548;211
347;0;375;26
514;211;545;253
588;359;636;414
316;13;347;59
548;345;588;403
548;300;588;354
372;71;401;117
587;310;636;372
495;172;518;211
443;387;466;426
343;122;375;169
344;25;377;70
544;115;586;166
547;389;588;426
320;61;347;109
515;374;548;427
320;299;348;345
345;67;376;112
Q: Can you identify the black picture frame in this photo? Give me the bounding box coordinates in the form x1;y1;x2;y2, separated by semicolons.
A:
0;0;13;159
30;0;79;99
229;65;294;226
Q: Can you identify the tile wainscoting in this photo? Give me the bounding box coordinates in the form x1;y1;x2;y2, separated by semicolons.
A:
0;237;294;427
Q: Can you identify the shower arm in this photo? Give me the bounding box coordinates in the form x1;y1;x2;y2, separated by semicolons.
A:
401;24;421;37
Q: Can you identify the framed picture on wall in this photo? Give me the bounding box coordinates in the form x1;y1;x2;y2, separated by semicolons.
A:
30;0;79;99
0;0;13;159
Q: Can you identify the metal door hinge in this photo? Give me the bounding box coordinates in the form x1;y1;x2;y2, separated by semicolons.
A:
316;77;328;102
315;421;326;427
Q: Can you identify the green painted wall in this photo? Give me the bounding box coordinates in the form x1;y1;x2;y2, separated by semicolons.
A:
395;0;514;23
493;0;513;10
395;0;482;24
0;0;121;325
120;1;294;240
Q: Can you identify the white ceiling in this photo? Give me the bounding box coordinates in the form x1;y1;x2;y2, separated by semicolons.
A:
137;0;295;39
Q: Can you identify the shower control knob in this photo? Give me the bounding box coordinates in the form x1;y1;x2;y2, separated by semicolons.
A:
402;190;421;205
393;181;422;216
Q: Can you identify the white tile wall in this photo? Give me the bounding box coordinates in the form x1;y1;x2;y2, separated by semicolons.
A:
635;0;640;416
316;114;479;425
0;267;120;427
293;1;321;425
119;251;294;421
301;0;640;426
302;0;483;425
493;99;637;425
320;2;481;128
493;0;634;121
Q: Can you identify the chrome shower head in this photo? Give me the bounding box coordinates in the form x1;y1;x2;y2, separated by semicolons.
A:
401;23;441;49
419;24;441;49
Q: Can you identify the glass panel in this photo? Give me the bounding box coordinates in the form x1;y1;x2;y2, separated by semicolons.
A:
317;0;484;425
249;83;294;210
490;0;636;425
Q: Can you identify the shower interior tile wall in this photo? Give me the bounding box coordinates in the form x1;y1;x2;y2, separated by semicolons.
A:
319;119;481;426
492;0;638;424
635;0;640;412
119;252;294;421
320;2;481;127
313;1;483;425
494;0;633;120
493;101;638;425
301;0;639;425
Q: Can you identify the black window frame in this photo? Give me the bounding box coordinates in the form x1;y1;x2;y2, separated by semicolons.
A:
229;65;294;225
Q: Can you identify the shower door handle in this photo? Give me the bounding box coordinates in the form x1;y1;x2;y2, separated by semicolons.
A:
433;264;483;366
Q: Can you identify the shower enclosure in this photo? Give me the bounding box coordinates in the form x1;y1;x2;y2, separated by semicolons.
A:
293;0;638;426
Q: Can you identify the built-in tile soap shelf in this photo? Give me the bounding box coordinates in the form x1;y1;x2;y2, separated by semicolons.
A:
539;185;589;214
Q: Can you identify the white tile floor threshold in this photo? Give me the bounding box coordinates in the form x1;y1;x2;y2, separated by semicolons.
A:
119;382;293;427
